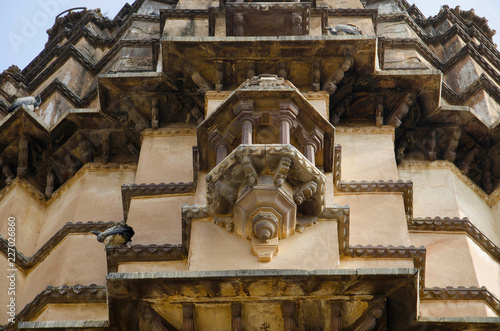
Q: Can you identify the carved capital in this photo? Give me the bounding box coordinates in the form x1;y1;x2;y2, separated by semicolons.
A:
233;100;254;126
252;211;279;242
294;181;317;205
385;93;415;128
274;157;292;187
279;101;299;125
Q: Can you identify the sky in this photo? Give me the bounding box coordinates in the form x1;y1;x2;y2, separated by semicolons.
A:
0;0;499;72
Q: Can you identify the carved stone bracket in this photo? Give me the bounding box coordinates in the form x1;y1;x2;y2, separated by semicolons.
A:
106;244;183;273
322;54;353;94
385;93;416;128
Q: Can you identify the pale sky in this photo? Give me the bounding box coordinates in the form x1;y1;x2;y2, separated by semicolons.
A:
0;0;499;72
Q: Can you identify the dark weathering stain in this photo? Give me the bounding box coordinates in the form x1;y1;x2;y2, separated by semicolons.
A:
181;18;197;36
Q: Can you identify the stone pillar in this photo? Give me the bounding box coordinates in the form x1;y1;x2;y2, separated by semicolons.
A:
234;100;254;145
297;128;324;166
209;128;230;164
279;101;299;144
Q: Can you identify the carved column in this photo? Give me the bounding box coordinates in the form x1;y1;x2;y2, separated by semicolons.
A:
215;61;224;91
279;101;299;144
182;304;194;331
151;97;160;130
385;93;415;128
282;301;295;331
231;303;241;331
209;128;230;164
234;13;245;36
297;128;323;165
234;101;254;145
17;135;29;178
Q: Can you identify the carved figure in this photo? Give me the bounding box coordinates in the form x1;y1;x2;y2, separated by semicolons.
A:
234;13;245;36
396;131;415;162
483;158;493;194
294;181;317;205
427;129;437;161
376;97;384;126
312;60;321;92
90;223;135;246
352;305;383;331
45;166;55;198
292;13;303;35
151;98;159;130
274;157;292;187
65;153;78;175
77;133;93;163
333;95;352;125
444;129;461;162
8;95;42;112
460;146;479;174
278;61;287;79
184;63;213;93
17;135;29;178
326;24;362;35
215;62;224;91
0;157;14;185
101;133;110;164
247;62;256;79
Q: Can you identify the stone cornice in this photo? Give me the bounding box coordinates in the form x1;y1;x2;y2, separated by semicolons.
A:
398;160;500;206
411;217;500;263
141;127;197;137
422;286;500;316
1;284;106;330
0;222;114;272
335;126;395;140
106;244;183;273
346;244;426;292
320;205;350;254
121;147;198;220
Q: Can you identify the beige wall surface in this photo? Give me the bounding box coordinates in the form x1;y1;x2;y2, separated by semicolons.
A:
127;195;196;245
335;193;411;246
335;129;398;181
135;133;197;184
32;304;108;322
188;220;339;270
420;301;497;318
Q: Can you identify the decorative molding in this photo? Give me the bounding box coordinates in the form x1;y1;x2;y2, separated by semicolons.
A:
181;205;209;257
1;284;106;330
399;160;500;206
320;206;350;254
141;127;197;137
121;147;198;220
106;244;183;273
346;244;426;292
0;222;115;272
411;217;500;263
422;286;500;316
335;126;395;140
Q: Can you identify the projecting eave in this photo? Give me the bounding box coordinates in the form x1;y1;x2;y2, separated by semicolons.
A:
161;35;377;92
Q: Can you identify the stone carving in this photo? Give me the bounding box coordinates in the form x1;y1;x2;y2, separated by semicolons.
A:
352;304;384;331
17;135;29;178
77;133;93;163
460;146;479;174
151;98;159;130
282;301;296;331
101;132;110;164
45;166;55;198
247;62;256;79
0;157;14;185
215;62;224;91
396;131;415;163
216;181;238;204
375;96;384;127
232;303;241;331
292;12;303;35
278;61;288;79
312;60;321;92
385;93;415;128
242;156;258;186
332;95;352;125
183;304;194;331
444;129;461;162
483;158;493;194
427;129;437;161
253;212;278;242
214;217;234;232
331;301;342;331
323;55;353;94
184;63;213;93
334;145;342;189
234;12;245;36
422;286;500;315
294;181;317;205
274;157;291;187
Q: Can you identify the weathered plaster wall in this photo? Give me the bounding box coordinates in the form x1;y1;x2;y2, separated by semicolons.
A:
32;304;108;322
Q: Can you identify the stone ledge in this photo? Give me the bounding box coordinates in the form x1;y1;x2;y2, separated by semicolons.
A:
18;320;109;330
